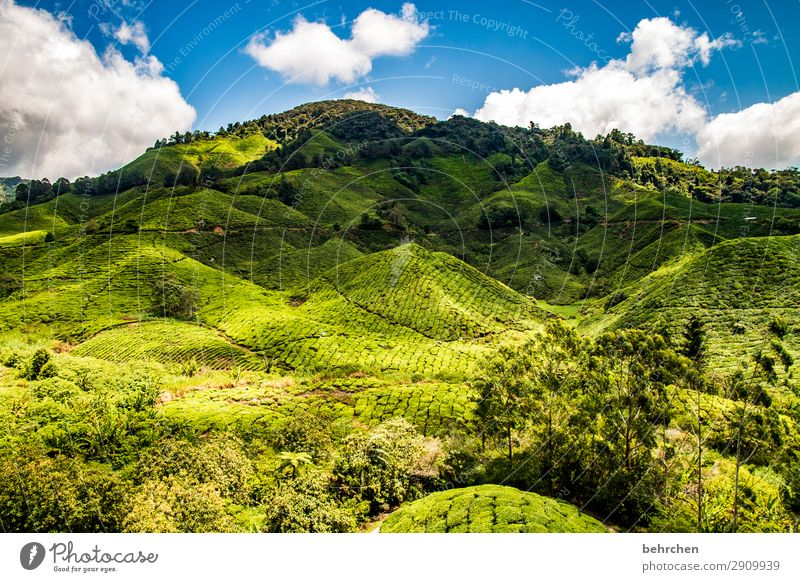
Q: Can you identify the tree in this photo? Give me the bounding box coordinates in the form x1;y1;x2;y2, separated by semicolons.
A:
53;177;70;196
587;330;687;525
333;418;441;511
593;330;678;471
471;344;534;465
0;273;22;299
277;451;313;479
726;356;780;531
14;182;28;201
682;314;706;369
0;452;129;532
124;476;235;533
275;176;298;206
526;321;585;494
262;472;356;533
164;164;199;187
153;275;199;319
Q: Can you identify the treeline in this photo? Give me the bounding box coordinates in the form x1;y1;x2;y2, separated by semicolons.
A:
466;319;798;531
635;157;800;207
4;99;800;212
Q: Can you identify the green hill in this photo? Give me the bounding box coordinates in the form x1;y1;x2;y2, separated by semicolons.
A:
202;243;544;375
582;234;800;371
2;99;800;534
380;485;608;533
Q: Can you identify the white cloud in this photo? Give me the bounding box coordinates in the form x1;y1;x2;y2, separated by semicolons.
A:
696;92;800;169
621;17;738;73
471;18;742;148
343;86;380;103
450;108;470;118
114;20;150;54
0;2;195;180
470;16;800;168
474;62;706;141
245;2;428;85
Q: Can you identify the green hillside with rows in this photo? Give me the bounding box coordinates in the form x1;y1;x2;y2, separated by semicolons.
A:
380;485;608;533
1;99;800;534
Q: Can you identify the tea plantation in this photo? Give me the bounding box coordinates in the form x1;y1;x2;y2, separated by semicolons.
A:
380;485;608;533
1;99;799;533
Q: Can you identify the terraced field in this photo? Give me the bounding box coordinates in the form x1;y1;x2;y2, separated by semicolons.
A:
582;234;800;372
380;485;608;533
160;376;473;436
72;321;264;370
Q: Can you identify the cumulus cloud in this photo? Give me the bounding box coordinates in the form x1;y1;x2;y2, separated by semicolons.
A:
470;17;800;168
245;2;428;85
0;2;195;180
620;17;739;73
114;20;150;54
696;92;800;169
343;86;380;103
474;65;705;141
473;18;727;141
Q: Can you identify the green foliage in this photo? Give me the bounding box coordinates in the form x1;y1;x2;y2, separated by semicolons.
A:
770;314;789;338
124;476;236;533
154;275;199;319
0;452;129;532
2;99;800;534
381;485;607;533
262;472;357;533
333;418;443;512
23;348;55;380
276;451;313;479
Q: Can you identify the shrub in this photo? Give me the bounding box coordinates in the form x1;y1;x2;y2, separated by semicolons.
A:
0;452;129;532
0;274;22;299
124;476;235;533
358;213;382;230
770;314;789;338
22;348;55;380
262;472;357;533
333;418;443;512
153;275;199;319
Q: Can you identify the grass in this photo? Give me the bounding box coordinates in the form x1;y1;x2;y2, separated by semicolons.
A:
380;485;608;533
112;133;277;188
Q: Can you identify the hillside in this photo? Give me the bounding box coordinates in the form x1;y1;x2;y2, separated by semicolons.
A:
1;99;799;534
582;233;800;372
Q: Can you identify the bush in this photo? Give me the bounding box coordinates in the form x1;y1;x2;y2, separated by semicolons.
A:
333;418;443;512
124;476;235;533
0;274;22;299
358;213;383;230
22;348;55;380
153;275;199;319
0;452;129;532
538;205;563;224
135;435;254;504
262;472;358;533
770;314;789;338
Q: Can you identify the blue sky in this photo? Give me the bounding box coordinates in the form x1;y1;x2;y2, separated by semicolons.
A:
3;0;800;177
